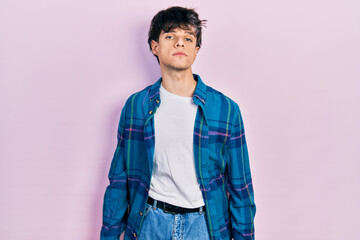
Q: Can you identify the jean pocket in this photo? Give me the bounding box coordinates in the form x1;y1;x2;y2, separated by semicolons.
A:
144;203;153;217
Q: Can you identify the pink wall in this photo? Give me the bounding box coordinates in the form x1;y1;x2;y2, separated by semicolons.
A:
1;1;359;239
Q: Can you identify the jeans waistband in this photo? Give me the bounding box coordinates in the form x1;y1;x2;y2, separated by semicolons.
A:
147;196;205;215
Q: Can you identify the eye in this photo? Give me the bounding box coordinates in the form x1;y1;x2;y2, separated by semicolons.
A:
165;36;173;39
185;38;193;42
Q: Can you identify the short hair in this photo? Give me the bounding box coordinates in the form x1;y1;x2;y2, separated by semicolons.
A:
148;6;207;64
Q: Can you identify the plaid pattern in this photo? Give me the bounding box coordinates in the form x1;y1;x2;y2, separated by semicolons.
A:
101;73;256;240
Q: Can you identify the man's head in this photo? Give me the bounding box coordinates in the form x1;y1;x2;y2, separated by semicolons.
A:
148;6;207;66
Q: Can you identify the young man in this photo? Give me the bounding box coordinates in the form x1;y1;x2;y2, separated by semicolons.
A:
101;6;256;240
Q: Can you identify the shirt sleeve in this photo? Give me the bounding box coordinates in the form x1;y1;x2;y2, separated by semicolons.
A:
226;103;256;240
101;105;129;240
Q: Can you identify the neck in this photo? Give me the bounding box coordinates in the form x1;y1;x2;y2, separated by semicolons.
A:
160;68;197;97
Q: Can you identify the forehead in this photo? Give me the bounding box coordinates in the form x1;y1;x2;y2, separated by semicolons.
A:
161;27;196;36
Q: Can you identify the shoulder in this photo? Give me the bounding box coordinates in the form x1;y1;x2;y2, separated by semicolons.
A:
122;84;153;110
206;85;241;116
205;85;247;137
112;83;153;129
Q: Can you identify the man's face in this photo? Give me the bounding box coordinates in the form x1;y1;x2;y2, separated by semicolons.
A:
151;27;200;71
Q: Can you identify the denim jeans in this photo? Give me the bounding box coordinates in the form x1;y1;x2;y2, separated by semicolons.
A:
138;199;210;240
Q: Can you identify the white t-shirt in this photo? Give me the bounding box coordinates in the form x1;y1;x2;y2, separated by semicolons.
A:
148;82;205;208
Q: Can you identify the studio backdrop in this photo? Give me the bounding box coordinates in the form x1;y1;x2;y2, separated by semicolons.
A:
0;0;359;239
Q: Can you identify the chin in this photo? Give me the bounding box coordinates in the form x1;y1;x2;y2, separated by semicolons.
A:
173;65;191;71
163;63;189;71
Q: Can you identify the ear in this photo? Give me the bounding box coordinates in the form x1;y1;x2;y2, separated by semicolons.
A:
195;46;200;55
151;40;159;56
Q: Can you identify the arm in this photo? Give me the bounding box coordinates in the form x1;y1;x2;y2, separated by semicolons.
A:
101;105;129;240
226;104;256;240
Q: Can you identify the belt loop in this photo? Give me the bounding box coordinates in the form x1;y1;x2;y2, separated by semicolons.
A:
153;199;157;208
199;206;203;214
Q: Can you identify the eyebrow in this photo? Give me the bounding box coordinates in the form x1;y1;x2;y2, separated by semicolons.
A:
165;30;196;37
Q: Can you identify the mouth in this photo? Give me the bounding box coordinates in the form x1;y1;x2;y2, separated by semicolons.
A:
173;53;187;56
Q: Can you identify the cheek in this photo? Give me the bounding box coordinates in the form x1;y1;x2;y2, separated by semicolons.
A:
190;50;198;57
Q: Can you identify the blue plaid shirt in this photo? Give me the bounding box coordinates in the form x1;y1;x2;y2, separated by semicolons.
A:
101;73;256;240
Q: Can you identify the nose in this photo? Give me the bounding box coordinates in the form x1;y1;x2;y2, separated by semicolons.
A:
175;38;185;47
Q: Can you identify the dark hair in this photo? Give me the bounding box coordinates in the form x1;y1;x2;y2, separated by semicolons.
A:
148;6;207;64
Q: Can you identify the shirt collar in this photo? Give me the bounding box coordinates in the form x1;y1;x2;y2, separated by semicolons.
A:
148;73;207;106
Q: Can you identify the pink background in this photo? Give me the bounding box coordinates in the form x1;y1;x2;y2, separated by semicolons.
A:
1;1;359;239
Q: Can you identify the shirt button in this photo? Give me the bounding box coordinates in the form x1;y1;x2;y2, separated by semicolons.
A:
149;110;153;114
139;211;143;215
156;99;159;103
149;99;152;101
133;233;136;237
146;188;149;191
